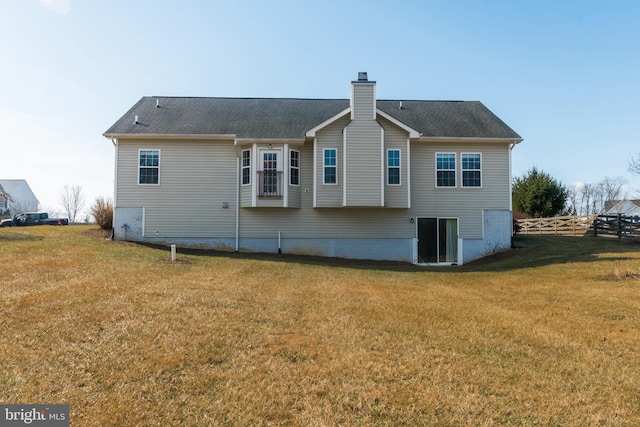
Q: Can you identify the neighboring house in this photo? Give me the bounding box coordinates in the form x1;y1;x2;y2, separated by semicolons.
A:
0;179;39;215
104;73;523;265
603;200;640;216
0;183;9;216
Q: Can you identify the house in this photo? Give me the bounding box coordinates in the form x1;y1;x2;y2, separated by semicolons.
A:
0;179;39;215
104;73;522;265
603;200;640;216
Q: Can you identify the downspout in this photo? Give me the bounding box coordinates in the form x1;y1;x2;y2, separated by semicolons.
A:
508;139;522;208
110;137;118;240
509;139;523;234
235;149;240;252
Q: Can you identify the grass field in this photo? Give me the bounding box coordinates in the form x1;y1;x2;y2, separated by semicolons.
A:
1;226;639;426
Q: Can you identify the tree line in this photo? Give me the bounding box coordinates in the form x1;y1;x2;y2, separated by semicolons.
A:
514;154;640;218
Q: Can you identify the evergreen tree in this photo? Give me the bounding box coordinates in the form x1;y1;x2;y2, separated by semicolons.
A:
512;167;568;218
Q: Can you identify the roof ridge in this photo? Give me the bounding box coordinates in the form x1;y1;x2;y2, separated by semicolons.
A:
146;96;349;101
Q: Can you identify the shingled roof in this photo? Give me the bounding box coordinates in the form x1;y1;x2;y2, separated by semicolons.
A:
104;96;521;140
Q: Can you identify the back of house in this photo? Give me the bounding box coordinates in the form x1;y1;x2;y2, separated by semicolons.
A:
104;73;522;264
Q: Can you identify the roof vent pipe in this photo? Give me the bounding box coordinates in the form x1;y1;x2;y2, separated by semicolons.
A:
358;72;368;81
134;115;139;124
156;99;160;108
399;101;403;109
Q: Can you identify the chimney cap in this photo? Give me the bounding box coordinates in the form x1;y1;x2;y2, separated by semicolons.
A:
352;71;375;84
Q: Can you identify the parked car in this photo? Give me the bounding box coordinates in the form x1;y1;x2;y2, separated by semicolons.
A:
1;212;69;227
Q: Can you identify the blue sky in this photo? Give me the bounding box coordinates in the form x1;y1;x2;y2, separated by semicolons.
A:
2;0;639;213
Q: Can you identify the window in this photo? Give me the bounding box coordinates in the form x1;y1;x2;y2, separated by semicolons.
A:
139;149;160;185
290;150;300;186
436;153;456;187
387;149;401;185
242;150;251;185
462;153;481;187
323;149;337;184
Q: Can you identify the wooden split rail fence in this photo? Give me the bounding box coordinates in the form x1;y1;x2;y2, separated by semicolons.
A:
515;214;640;238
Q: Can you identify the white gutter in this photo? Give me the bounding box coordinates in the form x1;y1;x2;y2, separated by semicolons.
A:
103;133;237;140
233;139;242;252
417;136;524;144
509;138;523;216
235;155;240;252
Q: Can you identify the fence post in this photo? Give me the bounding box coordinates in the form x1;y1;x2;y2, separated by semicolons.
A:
593;215;598;237
617;213;622;238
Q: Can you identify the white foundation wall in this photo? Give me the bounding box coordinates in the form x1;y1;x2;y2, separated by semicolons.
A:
461;210;512;264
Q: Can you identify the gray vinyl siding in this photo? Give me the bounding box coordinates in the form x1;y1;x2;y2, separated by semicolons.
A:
239;207;414;239
379;117;410;208
288;183;301;208
240;183;252;207
351;83;375;120
239;140;414;239
314;116;348;207
410;142;511;239
344;120;383;206
113;123;512;260
115;138;237;238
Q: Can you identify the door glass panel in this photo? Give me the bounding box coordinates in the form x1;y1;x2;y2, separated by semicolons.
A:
417;218;438;263
262;152;278;195
438;219;458;263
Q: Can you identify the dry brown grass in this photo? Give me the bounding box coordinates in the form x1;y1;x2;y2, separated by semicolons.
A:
1;226;639;426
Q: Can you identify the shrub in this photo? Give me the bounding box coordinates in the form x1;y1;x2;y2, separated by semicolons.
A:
91;197;113;230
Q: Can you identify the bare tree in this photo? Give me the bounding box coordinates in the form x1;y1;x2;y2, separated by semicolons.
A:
629;153;640;176
0;190;11;217
579;183;605;215
59;185;86;223
600;176;628;208
566;184;580;215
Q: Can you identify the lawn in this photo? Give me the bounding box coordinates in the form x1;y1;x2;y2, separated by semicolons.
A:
1;226;639;426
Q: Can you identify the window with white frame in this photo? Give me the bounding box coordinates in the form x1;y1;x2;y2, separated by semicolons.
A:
323;149;337;184
462;153;482;187
139;149;160;185
436;153;456;187
242;149;251;185
290;150;300;186
387;149;401;185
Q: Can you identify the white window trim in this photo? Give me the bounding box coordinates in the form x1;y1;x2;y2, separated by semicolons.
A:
138;149;161;186
435;152;457;188
290;149;300;187
241;149;251;186
387;148;401;186
323;148;338;185
461;152;482;188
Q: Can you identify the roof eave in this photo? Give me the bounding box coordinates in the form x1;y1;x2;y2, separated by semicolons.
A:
375;109;421;138
416;136;523;144
305;107;351;138
103;133;237;141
